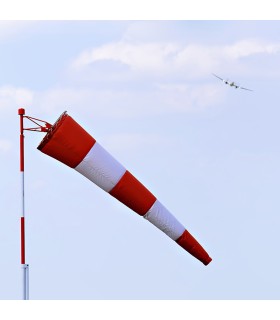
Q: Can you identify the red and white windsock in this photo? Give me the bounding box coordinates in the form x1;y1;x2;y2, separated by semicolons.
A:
38;112;212;265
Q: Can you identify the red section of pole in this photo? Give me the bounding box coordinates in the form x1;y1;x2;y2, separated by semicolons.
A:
18;108;25;172
21;217;25;264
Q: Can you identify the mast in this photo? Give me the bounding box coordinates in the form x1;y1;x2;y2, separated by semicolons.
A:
18;108;51;300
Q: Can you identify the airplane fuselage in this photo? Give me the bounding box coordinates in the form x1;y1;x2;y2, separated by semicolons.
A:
223;80;238;88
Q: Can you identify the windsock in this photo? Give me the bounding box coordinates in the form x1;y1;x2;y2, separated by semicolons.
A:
38;112;212;265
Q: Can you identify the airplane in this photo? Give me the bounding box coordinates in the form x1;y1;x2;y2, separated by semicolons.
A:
212;73;253;91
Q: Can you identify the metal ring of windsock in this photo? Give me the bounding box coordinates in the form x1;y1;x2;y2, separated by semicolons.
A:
38;112;212;266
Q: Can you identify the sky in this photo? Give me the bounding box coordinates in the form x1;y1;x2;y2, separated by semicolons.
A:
1;18;280;304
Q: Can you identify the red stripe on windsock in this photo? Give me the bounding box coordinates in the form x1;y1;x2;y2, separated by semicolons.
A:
176;229;212;265
109;171;157;216
38;113;96;168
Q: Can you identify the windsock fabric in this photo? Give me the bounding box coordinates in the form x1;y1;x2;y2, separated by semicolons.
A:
38;112;212;266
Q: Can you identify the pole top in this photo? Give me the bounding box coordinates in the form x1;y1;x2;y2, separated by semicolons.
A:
18;108;25;115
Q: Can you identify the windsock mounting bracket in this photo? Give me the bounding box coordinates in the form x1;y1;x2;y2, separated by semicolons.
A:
18;108;52;133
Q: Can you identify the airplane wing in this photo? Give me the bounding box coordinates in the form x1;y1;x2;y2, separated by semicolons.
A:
212;73;224;81
239;86;253;92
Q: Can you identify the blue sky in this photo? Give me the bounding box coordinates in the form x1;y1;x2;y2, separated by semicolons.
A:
1;19;280;301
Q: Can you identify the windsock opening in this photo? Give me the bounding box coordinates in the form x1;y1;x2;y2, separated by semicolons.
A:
38;111;67;150
38;112;212;266
38;111;96;168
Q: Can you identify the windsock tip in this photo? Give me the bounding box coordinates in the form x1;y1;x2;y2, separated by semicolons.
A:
203;256;212;266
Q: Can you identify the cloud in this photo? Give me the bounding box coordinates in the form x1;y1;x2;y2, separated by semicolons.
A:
49;37;280;120
6;36;278;120
72;41;179;73
0;86;34;111
0;21;36;40
223;39;280;59
34;81;225;120
72;39;280;78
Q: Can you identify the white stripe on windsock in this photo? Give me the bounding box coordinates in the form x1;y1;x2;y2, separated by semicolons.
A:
75;142;126;192
144;200;185;240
